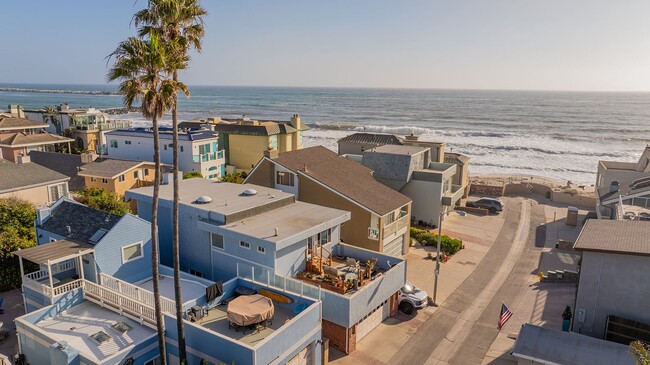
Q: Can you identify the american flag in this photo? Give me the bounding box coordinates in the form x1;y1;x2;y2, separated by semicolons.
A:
498;303;513;330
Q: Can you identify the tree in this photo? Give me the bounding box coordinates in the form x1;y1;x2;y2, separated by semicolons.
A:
0;198;36;291
134;2;207;362
42;105;61;134
631;341;650;365
182;171;203;179
75;187;131;216
221;172;247;184
107;33;186;365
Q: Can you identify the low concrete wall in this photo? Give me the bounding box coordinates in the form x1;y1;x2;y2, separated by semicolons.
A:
456;206;489;216
469;184;505;197
552;191;596;209
504;182;553;197
503;182;595;209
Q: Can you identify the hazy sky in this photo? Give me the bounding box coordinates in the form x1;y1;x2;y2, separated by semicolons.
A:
1;0;650;91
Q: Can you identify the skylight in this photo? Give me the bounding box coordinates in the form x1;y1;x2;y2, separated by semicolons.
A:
89;331;112;345
111;321;133;334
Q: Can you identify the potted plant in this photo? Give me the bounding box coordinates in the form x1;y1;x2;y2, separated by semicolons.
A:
562;305;572;331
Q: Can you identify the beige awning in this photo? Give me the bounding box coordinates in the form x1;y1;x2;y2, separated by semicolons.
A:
14;240;94;265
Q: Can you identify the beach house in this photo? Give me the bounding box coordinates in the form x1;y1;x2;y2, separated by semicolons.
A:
23;104;131;153
0;156;70;205
126;178;408;355
181;114;306;173
337;132;470;198
357;144;463;227
572;220;650;344
0;113;73;162
595;146;650;219
245;146;413;257
16;197;324;364
105;127;225;179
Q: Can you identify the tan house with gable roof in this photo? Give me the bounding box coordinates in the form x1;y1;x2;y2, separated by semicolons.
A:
245;146;412;256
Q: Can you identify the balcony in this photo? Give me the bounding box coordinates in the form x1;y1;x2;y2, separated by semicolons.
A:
383;213;409;238
442;184;464;206
73;120;132;131
193;150;225;163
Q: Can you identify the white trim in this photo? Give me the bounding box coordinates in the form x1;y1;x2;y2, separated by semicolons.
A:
143;354;160;365
511;352;562;365
239;241;251;250
211;248;274;270
46;182;69;204
257;245;266;254
121;241;144;264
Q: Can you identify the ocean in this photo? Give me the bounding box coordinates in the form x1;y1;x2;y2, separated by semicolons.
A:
1;83;649;184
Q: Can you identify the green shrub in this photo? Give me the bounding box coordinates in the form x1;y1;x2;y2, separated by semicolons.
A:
412;231;462;255
183;171;204;179
410;227;426;238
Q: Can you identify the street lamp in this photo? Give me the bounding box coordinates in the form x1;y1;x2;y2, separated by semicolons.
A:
432;211;444;307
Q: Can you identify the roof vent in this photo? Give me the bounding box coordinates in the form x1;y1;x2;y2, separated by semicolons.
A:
195;196;213;204
242;188;258;196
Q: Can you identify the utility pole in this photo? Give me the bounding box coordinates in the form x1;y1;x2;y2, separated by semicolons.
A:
432;211;443;307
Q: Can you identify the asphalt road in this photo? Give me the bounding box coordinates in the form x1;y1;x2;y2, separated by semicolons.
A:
388;198;546;365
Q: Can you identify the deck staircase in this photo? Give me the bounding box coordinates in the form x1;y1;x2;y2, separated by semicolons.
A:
306;245;332;274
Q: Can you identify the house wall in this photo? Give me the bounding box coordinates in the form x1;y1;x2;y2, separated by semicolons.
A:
0;146;24;163
0;184;52;206
401;179;443;226
227;134;271;172
338;141;385;156
245;158;274;187
83;164;156;198
94;214;153;283
298;176;379;252
573;251;650;339
273;164;299;196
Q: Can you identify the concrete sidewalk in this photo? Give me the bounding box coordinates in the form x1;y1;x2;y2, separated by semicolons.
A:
0;289;24;361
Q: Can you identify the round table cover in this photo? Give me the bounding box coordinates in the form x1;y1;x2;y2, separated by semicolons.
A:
227;294;275;326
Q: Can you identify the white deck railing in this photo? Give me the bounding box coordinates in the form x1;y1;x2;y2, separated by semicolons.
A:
52;279;83;296
237;264;322;301
25;270;49;281
383;214;409;238
22;275;52;297
82;280;157;327
100;273;176;315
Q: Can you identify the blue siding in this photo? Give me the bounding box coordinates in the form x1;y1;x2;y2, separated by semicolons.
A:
94;214;153;283
36;228;66;245
16;329;53;365
157;206;173;267
275;239;308;277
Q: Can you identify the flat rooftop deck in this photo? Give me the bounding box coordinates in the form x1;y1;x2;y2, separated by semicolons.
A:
136;274;207;304
198;304;293;346
34;301;155;363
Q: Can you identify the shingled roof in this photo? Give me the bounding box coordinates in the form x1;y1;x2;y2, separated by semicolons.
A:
0;132;73;147
270;146;411;215
337;133;403;146
29;151;86;191
0;159;69;193
574;219;650;256
0;116;47;130
212;122;297;136
78;159;146;179
38;200;122;244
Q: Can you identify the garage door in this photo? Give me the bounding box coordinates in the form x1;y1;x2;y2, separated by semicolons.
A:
383;235;404;257
286;343;313;365
356;301;390;341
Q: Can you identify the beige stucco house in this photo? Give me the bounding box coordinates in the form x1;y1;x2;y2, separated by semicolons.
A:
0;155;70;206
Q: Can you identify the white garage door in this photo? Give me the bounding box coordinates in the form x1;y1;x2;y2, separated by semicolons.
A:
286;343;313;365
384;235;404;257
356;301;391;341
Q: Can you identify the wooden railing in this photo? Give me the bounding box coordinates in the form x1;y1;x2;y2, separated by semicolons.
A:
25;270;48;281
82;280;157;327
383;214;409;238
0;353;10;365
22;275;52;297
51;260;76;274
52;279;82;296
100;273;176;315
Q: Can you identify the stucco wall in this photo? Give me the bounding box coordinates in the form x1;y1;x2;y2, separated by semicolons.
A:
245;158;274;187
228;134;270;172
0;184;52;206
573;251;650;338
401;179;443;226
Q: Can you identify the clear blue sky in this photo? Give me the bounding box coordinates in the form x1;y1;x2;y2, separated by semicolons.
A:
1;0;649;91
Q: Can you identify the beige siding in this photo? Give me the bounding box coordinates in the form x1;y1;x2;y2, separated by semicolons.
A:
0;185;52;206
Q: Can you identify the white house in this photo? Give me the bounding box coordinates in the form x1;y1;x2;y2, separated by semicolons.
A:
105;128;225;179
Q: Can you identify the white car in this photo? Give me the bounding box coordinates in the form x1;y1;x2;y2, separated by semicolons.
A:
398;282;428;315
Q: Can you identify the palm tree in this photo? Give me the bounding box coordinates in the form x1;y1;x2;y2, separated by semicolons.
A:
630;341;650;365
134;2;207;362
42;105;61;134
107;34;188;365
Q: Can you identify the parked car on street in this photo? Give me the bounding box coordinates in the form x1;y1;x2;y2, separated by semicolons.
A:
466;197;504;213
398;282;428;315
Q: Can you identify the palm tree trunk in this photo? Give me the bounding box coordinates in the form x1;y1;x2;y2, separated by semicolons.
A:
151;113;168;365
172;68;187;363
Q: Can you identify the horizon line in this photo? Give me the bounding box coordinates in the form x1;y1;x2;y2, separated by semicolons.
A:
1;81;650;94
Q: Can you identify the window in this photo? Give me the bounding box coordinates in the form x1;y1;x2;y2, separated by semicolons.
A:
257;246;266;254
125;140;132;145
180;146;184;152
270;135;278;149
144;169;149;176
110;140;118;148
102;178;109;184
90;177;97;183
48;183;68;202
385;212;395;225
121;242;144;263
400;205;408;218
318;229;331;245
164;144;168;151
276;171;294;186
211;233;224;250
307;236;314;251
189;268;204;278
118;175;125;182
240;241;251;249
144;357;161;365
133;171;139;179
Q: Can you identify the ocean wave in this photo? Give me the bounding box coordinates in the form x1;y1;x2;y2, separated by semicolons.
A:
308;123;514;138
471;162;594;175
0;87;118;96
457;143;626;158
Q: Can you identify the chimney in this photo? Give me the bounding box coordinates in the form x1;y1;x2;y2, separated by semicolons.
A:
80;152;98;164
264;148;279;160
36;207;51;225
17;155;31;164
290;114;301;130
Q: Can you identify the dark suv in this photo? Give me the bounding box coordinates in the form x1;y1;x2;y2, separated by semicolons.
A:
466;197;504;213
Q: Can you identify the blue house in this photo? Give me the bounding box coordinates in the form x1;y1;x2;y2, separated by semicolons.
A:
127;179;408;355
15;198;324;365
